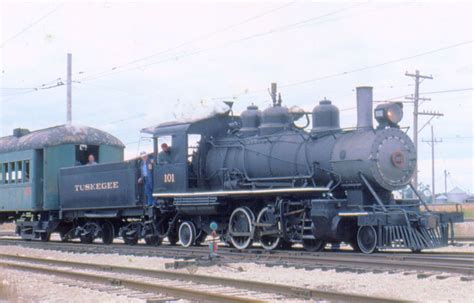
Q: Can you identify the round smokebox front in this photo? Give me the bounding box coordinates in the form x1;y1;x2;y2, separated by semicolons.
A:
369;128;416;191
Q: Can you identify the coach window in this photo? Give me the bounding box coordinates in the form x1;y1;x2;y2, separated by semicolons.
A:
6;162;12;184
75;145;99;165
0;163;4;185
16;161;23;183
1;163;7;184
10;162;16;183
24;160;30;183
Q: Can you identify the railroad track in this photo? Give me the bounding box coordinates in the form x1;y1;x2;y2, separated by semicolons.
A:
0;253;399;303
455;236;474;241
0;237;473;276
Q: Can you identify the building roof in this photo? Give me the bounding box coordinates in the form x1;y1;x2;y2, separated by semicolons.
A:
0;124;125;153
448;187;467;195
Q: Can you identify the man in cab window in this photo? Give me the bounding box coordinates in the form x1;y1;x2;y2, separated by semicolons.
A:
158;143;172;165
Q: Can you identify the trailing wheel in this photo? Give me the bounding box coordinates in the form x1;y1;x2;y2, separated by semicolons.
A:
256;207;281;251
101;221;115;245
80;234;94;244
357;225;378;254
80;222;100;244
145;234;162;246
167;233;178;245
178;221;196;248
59;230;70;242
40;232;51;242
195;231;207;246
228;207;255;250
121;222;141;245
302;239;326;252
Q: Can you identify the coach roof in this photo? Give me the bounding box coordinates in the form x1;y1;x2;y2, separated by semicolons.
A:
0;124;124;153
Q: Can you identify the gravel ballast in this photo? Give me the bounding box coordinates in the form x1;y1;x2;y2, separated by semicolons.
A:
0;245;472;302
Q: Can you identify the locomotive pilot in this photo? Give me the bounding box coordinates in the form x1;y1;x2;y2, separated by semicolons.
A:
138;151;154;206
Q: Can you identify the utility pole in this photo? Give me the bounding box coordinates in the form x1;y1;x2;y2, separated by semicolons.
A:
422;125;442;203
405;70;433;190
444;170;449;196
67;53;72;124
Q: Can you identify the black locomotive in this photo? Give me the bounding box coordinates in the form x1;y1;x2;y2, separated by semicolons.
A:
0;84;463;253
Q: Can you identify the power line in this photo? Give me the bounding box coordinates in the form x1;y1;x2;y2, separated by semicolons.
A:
74;2;298;81
0;4;63;48
280;41;472;89
213;40;473;100
420;87;473;95
1;82;64;101
77;3;366;82
380;86;474;102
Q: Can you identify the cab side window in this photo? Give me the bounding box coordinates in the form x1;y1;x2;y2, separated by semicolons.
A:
156;136;172;165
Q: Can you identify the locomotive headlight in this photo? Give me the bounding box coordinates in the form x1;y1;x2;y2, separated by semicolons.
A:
374;102;403;128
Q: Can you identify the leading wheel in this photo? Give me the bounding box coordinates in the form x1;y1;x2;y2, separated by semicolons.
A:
302;239;326;252
357;225;377;254
179;221;196;248
228;207;255;250
257;207;281;251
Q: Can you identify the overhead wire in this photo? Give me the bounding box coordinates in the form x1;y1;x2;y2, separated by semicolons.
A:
0;4;63;48
210;40;473;101
74;1;298;81
77;2;366;82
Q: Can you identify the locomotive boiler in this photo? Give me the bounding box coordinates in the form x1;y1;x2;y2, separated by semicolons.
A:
205;86;416;194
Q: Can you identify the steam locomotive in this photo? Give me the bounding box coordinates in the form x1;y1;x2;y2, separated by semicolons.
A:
0;84;463;253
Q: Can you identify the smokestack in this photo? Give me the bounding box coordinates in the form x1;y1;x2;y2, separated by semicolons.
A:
356;86;373;129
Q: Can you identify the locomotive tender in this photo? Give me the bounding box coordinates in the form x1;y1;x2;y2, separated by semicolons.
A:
0;84;463;253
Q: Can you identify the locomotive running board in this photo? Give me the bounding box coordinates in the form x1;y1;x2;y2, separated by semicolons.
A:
153;187;329;198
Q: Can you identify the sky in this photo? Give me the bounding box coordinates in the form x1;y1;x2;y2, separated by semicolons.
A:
1;0;473;194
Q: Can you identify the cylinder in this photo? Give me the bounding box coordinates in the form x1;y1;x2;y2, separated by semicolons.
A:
356;86;373;129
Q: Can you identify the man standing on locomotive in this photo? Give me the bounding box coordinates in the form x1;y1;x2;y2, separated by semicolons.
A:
138;151;154;206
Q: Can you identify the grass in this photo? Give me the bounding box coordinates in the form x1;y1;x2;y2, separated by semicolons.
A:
429;203;474;220
0;223;14;231
427;203;474;237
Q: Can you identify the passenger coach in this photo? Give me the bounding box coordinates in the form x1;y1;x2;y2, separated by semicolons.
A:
0;125;124;240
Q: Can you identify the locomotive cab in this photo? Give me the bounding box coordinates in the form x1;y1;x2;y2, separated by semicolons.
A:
141;111;234;195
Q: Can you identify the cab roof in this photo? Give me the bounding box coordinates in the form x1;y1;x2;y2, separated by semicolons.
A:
0;124;124;153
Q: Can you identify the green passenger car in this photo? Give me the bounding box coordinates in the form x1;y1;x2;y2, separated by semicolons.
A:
0;125;124;239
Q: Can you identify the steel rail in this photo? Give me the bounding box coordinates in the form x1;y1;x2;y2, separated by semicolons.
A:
0;238;472;275
0;253;402;303
0;260;255;303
